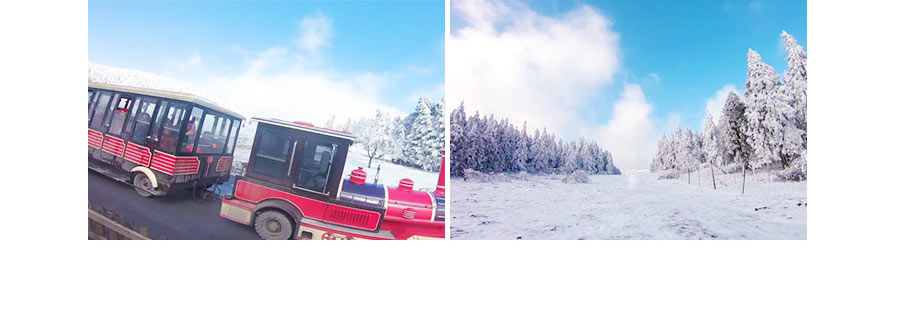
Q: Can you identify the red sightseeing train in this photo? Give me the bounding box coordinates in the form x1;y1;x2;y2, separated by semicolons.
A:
88;81;245;197
219;118;446;240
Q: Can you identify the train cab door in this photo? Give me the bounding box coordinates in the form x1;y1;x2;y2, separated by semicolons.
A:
247;127;296;188
290;139;337;196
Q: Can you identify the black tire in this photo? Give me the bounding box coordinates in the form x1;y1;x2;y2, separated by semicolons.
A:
133;172;155;198
254;210;294;240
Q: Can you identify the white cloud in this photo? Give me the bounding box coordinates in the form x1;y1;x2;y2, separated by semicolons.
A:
592;84;658;171
704;84;738;123
448;0;620;136
450;1;664;170
161;12;412;127
296;12;333;54
202;69;401;127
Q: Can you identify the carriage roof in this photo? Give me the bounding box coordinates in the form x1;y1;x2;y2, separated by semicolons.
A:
253;117;356;142
88;63;245;121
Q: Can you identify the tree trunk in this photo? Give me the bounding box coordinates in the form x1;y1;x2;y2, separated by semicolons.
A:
781;153;788;169
367;146;378;168
687;170;691;184
741;165;747;194
710;165;717;190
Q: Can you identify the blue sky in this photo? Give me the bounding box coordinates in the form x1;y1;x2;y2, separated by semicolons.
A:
448;0;806;170
89;0;444;122
532;0;807;129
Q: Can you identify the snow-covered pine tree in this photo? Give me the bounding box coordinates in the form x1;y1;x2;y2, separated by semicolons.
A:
720;92;752;193
778;31;807;178
428;98;446;171
499;119;515;172
447;109;619;176
744;49;789;170
562;141;578;173
702;112;721;189
506;122;520;171
554;137;565;173
480;115;498;173
682;127;700;184
406;97;436;170
691;128;705;186
512;122;529;172
530;127;546;173
672;127;685;177
604;150;619;174
651;134;665;171
664;132;676;172
465;111;485;174
390;116;407;161
781;31;807;139
542;129;558;173
450;104;468;176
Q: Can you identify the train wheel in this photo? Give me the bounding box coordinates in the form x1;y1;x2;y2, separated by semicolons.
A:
133;173;155;198
254;210;293;240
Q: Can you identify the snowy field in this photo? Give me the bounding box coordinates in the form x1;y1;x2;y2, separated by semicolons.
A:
341;145;439;189
450;169;806;240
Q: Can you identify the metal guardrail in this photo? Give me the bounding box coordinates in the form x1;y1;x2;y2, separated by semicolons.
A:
88;207;151;240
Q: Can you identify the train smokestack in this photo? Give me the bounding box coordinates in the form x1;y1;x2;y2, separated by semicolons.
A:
350;167;367;185
434;150;446;197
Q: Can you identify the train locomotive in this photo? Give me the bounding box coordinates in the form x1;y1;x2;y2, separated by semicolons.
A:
219;118;446;240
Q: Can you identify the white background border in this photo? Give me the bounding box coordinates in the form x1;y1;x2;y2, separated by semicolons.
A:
1;1;898;319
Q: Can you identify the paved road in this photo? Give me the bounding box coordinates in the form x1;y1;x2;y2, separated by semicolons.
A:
88;170;260;240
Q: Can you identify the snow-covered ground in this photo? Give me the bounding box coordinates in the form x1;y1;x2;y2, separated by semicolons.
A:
341;146;439;189
450;168;806;240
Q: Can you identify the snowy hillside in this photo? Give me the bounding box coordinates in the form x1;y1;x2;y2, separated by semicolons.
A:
450;169;806;240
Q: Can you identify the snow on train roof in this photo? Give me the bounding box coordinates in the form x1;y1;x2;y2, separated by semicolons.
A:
253;117;357;141
87;63;245;120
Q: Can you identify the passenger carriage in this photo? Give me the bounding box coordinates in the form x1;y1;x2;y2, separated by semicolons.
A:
88;74;245;197
219;118;446;240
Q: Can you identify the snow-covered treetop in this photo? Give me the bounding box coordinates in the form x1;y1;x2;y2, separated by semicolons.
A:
88;63;244;120
781;31;807;82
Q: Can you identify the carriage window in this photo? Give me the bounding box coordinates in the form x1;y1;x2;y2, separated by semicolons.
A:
88;89;95;120
295;141;336;194
126;97;158;143
106;95;133;136
149;101;168;143
180;107;204;153
225;120;241;154
253;129;292;178
156;101;187;154
89;91;113;129
195;112;227;154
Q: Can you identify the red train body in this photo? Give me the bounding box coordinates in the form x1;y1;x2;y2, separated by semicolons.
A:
220;118;445;240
